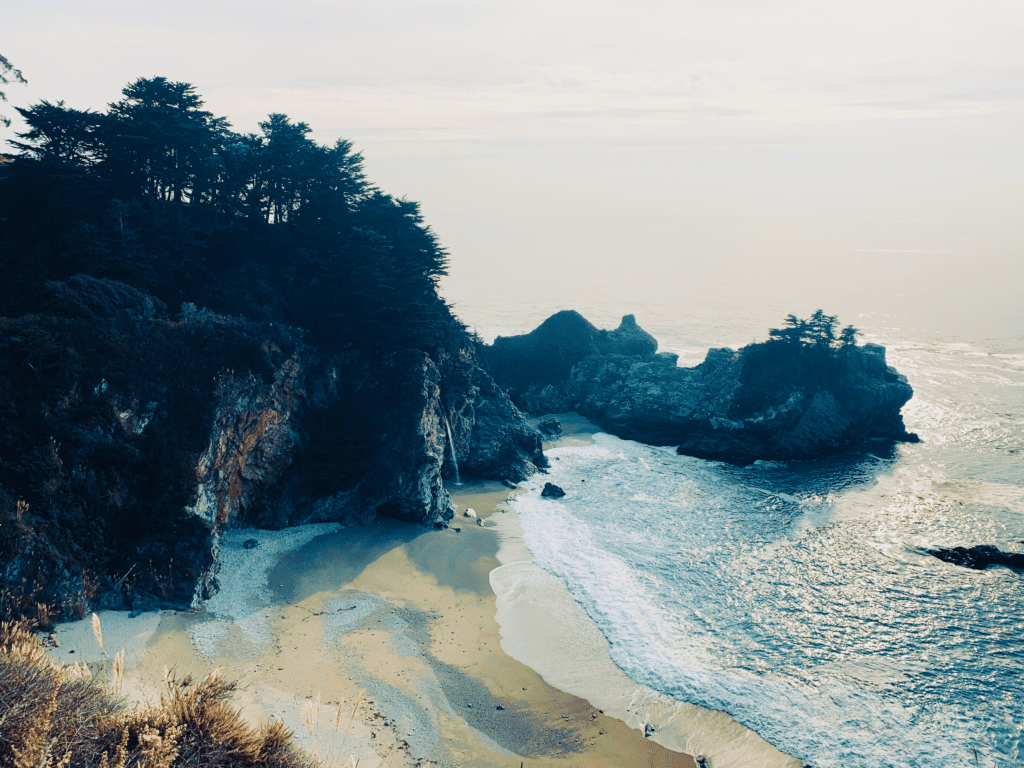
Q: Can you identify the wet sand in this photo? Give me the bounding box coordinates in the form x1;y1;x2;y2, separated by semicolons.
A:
46;413;794;767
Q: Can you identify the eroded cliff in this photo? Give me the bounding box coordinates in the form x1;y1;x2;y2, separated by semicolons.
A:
0;277;542;620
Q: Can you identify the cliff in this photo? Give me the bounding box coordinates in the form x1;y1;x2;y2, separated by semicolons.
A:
0;276;542;621
480;310;917;465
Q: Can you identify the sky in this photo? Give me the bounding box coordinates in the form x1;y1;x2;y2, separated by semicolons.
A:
3;1;1023;338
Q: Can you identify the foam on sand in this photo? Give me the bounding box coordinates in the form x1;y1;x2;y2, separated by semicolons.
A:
491;558;799;768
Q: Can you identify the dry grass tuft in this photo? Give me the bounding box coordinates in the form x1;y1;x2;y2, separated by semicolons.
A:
112;649;124;697
0;619;317;768
91;613;104;654
323;690;365;768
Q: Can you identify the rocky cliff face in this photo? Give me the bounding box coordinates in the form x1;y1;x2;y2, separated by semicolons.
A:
480;310;917;465
0;277;543;620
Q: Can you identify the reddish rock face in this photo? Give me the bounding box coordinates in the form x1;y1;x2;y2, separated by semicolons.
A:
0;292;544;620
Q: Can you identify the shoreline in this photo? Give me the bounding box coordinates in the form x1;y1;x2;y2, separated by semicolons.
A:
497;415;799;768
43;415;796;767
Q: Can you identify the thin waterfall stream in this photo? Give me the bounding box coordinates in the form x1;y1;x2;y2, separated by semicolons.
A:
442;412;462;485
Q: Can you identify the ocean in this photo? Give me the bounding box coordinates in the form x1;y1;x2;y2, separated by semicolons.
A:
441;269;1024;768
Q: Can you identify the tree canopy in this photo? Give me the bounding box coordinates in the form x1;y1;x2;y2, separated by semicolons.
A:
0;75;461;354
767;310;858;349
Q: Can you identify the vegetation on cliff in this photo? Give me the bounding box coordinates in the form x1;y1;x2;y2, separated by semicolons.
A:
0;76;498;622
2;75;461;352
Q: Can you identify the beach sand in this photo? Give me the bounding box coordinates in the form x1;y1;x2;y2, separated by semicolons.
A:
46;414;797;768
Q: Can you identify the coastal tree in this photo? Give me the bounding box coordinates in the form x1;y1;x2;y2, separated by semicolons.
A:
10;100;100;163
102;76;231;204
768;313;808;345
767;311;856;350
808;309;838;348
0;74;464;357
0;53;26;127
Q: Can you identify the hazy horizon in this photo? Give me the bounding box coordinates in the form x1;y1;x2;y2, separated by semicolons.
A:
4;1;1022;339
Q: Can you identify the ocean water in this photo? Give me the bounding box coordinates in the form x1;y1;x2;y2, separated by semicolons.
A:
442;273;1024;768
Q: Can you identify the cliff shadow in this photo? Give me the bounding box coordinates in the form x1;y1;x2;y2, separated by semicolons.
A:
269;516;498;604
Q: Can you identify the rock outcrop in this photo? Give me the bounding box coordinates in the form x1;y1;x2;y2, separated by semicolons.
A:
0;278;543;620
445;362;545;484
480;310;917;465
926;545;1024;572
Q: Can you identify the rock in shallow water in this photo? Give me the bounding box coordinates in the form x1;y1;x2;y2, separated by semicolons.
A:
541;483;566;499
926;545;1024;572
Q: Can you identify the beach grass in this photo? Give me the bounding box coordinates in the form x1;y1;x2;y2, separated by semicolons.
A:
0;619;316;768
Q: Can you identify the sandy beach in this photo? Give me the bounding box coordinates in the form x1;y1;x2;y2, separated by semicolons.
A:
46;415;797;768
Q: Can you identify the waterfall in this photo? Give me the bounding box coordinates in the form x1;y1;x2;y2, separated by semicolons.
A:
442;412;462;485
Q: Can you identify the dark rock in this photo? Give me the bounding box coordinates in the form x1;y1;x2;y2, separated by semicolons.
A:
644;723;656;738
443;362;546;484
501;479;518;490
541;483;566;499
538;417;563;437
481;312;916;465
496;705;505;710
0;292;543;620
243;539;260;550
129;590;164;617
925;545;1024;572
599;314;658;358
696;757;711;768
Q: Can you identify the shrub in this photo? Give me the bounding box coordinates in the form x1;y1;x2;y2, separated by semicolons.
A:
0;619;315;768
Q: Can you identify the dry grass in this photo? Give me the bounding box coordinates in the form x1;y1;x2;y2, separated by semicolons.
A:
0;620;318;768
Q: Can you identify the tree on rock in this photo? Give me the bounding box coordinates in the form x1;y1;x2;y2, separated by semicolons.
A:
768;313;809;345
767;310;857;350
808;309;839;348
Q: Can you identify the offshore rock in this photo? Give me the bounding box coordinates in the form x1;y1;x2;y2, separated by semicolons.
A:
538;417;563;437
926;545;1024;572
541;483;566;499
481;312;917;465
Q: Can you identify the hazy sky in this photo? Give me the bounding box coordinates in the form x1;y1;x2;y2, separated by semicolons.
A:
4;1;1022;337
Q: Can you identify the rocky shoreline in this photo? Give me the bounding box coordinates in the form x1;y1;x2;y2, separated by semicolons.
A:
1;302;917;627
480;310;917;465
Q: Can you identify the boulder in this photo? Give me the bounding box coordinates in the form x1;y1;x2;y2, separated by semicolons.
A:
541;483;566;499
538;417;563;437
926;545;1024;572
